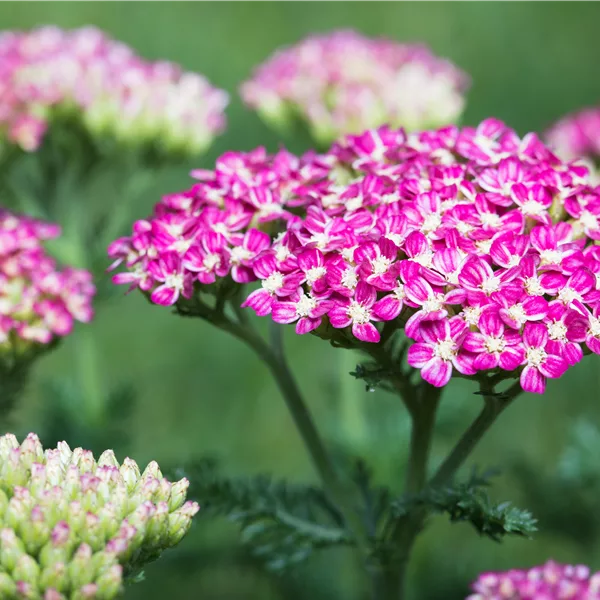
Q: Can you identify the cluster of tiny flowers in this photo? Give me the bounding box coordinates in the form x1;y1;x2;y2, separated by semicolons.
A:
546;107;600;165
109;119;600;394
0;210;95;352
468;561;600;599
240;30;469;144
0;433;199;599
0;26;228;155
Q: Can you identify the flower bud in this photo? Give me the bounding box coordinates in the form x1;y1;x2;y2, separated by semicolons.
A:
0;433;198;598
168;478;190;511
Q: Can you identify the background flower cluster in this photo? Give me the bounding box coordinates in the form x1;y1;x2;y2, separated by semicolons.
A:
241;30;469;143
0;26;228;156
0;209;94;350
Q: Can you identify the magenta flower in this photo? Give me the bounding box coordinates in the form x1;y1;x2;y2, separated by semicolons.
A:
520;322;568;394
463;308;525;371
111;118;600;393
242;254;304;317
407;317;475;387
468;560;600;600
272;289;333;334
329;282;381;343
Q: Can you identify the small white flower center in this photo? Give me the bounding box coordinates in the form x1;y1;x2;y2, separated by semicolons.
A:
580;210;599;231
548;321;568;341
480;213;502;228
345;195;364;212
371;255;392;276
164;273;184;290
481;275;501;294
526;346;547;368
172;238;193;254
422;295;444;314
456;221;473;235
306;266;326;284
347;301;372;325
524;277;544;296
539;249;563;265
476;239;494;255
520;201;546;217
434;339;456;361
485;336;506;353
341;269;358;290
394;283;406;301
230;246;253;264
381;193;399;204
422;213;442;233
462;305;483;326
296;295;316;318
310;232;330;249
589;316;600;338
275;245;291;262
212;223;230;236
203;254;221;270
263;272;284;294
507;304;527;325
558;287;582;306
412;250;434;268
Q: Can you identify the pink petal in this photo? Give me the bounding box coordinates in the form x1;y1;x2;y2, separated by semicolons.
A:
407;343;435;368
523;322;548;348
405;278;434;304
150;284;179;306
474;352;499;371
242;289;273;316
352;322;380;343
372;295;402;321
421;358;452;387
538;355;568;379
479;309;504;337
520;365;546;394
522;296;548;320
328;305;352;329
463;332;486;353
272;302;298;324
296;317;321;335
354;281;377;306
499;346;525;371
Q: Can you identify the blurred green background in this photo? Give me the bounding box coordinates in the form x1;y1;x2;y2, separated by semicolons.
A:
4;2;600;599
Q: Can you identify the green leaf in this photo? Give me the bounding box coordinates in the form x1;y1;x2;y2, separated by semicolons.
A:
179;460;352;572
390;469;537;542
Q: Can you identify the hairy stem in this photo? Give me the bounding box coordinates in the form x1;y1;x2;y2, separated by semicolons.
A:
209;308;370;557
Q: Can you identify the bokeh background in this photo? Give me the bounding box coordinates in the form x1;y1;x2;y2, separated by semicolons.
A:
4;2;600;599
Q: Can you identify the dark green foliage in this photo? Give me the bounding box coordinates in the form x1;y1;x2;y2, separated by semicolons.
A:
390;470;537;542
182;460;352;572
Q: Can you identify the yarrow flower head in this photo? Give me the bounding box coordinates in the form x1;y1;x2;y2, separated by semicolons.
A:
0;432;199;599
468;560;600;599
0;209;94;354
240;30;469;144
110;118;600;395
546;107;600;179
0;26;228;155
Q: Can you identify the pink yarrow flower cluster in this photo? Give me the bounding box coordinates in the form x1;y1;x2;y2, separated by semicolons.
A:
241;30;469;144
0;26;228;154
0;209;95;348
468;561;600;599
546;107;600;167
109;119;600;395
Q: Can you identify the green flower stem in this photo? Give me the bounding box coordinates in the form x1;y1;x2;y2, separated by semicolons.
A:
201;303;371;560
339;349;368;446
429;380;522;487
0;361;30;430
377;378;522;600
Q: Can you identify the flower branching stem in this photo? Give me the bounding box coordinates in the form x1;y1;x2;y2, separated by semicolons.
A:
189;295;371;559
375;375;522;600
